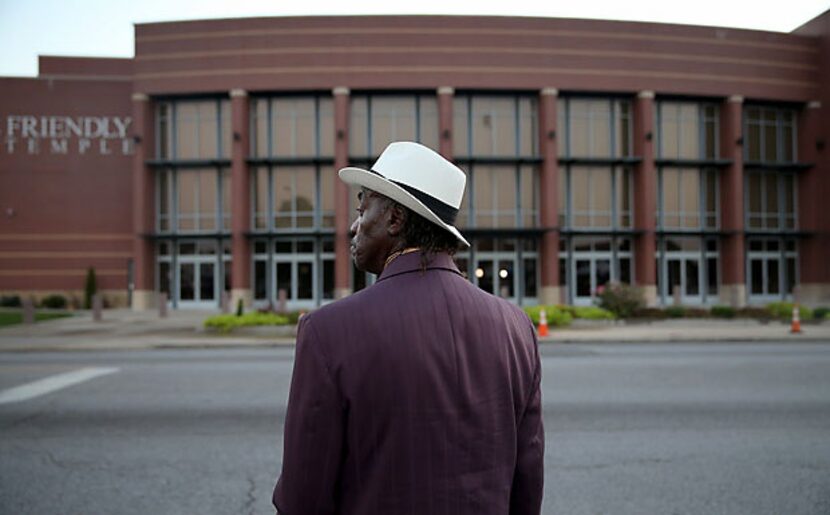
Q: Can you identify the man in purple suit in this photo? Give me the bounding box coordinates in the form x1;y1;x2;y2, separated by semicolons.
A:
273;142;544;515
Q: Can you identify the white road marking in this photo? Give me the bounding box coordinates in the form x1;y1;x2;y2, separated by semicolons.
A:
0;367;120;405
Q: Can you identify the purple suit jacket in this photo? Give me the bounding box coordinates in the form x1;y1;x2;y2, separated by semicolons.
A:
273;252;544;515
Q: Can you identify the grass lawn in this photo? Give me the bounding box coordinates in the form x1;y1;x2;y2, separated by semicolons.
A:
0;312;72;327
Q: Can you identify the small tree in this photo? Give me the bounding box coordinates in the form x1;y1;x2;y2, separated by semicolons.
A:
84;267;97;309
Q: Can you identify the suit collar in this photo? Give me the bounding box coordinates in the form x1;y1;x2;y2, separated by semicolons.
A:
377;251;462;282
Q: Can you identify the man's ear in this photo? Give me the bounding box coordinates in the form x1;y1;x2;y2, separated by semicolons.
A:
387;204;407;237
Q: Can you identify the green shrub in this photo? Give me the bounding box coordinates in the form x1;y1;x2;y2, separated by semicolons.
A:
40;294;67;309
84;268;97;310
204;311;292;333
597;282;645;318
711;305;736;318
236;298;244;317
631;307;668;319
813;307;830;320
684;307;710;318
736;306;774;320
665;306;686;318
0;295;21;307
567;305;616;320
523;305;573;328
766;301;813;321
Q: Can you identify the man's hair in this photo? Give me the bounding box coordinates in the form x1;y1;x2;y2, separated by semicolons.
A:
378;195;460;257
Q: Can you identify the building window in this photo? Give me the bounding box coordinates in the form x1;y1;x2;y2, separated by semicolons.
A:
656;237;718;305
559;166;632;230
746;171;796;230
557;97;631;158
350;95;439;158
452;164;538;229
250;166;335;232
155;168;231;234
252;238;335;307
559;237;633;305
657;101;718;160
747;238;798;301
658;167;718;229
250;96;334;158
156;239;230;308
454;95;538;157
156;99;231;160
453;238;538;305
745;106;796;163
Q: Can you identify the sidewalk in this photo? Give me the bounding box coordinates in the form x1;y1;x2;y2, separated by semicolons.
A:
0;308;828;352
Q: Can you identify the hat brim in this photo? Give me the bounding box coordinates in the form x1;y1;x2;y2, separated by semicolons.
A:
339;166;470;248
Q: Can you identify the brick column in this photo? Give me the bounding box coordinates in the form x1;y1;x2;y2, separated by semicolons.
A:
538;88;560;304
333;87;352;299
719;95;746;307
632;91;658;306
796;101;830;305
131;93;156;310
230;89;252;309
437;87;454;159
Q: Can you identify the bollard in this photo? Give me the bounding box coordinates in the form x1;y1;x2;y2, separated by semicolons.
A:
159;293;168;318
22;297;35;325
278;288;288;314
221;291;230;314
499;285;510;299
92;294;103;322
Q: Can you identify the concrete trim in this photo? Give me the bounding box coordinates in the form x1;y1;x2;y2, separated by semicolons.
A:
333;87;350;96
131;93;149;102
637;90;655;99
230;289;253;310
131;290;156;310
539;286;561;305
807;101;821;109
230;89;248;98
437;86;455;95
334;287;352;300
540;87;559;96
728;95;744;104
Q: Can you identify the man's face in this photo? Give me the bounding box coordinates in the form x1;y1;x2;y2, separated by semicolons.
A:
350;188;395;275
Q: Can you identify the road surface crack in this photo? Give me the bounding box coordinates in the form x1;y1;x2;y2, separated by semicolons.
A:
243;475;256;515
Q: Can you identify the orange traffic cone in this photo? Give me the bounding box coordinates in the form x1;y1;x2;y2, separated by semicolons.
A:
790;304;802;334
538;308;549;337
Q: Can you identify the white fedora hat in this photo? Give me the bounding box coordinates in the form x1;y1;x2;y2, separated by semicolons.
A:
338;141;470;247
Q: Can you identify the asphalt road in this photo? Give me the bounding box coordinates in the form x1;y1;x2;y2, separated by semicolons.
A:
1;342;829;515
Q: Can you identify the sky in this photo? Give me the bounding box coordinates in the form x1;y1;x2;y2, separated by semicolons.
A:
0;0;828;77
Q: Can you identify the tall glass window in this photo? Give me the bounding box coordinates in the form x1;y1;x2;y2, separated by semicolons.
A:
454;95;538;157
559;166;632;230
250;166;335;232
558;97;631;159
659;167;718;229
657;101;718;160
250;96;334;158
156;168;231;234
745;171;796;230
745;107;796;163
350;95;439;158
747;238;798;300
156;99;231;160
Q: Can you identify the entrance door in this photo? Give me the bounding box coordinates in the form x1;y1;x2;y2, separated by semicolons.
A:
473;257;516;301
274;258;316;310
572;256;612;306
177;259;217;308
664;255;702;304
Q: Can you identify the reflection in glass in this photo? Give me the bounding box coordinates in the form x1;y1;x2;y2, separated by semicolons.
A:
180;263;195;301
200;263;215;300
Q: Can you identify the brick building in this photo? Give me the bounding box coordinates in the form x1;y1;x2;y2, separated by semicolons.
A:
1;13;828;310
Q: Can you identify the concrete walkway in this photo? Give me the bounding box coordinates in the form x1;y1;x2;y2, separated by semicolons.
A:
0;308;828;352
